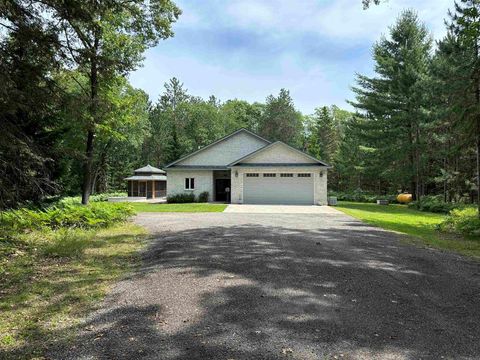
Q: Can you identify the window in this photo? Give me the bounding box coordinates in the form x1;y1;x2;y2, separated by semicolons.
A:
297;173;311;177
280;173;293;177
185;178;195;190
246;173;259;177
263;173;276;177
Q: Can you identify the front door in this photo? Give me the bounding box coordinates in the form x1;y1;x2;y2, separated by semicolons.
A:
215;179;231;202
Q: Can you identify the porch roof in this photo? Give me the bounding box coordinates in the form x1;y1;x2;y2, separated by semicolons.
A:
124;175;167;181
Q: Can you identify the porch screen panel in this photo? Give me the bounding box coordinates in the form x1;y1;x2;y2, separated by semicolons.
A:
155;181;166;197
147;181;153;198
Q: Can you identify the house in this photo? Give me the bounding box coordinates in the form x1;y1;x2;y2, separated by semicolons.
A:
125;165;167;199
165;129;330;205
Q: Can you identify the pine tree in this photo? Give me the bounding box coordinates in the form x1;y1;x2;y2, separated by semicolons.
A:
445;0;480;215
350;10;432;199
258;89;303;146
306;106;338;163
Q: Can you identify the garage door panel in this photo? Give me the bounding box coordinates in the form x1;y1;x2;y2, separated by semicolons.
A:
243;174;314;205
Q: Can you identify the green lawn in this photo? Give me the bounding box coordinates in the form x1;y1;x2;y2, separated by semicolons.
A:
335;201;480;259
130;202;227;212
0;223;147;359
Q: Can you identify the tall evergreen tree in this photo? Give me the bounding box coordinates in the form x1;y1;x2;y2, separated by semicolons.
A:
0;2;62;208
258;89;303;146
351;10;432;199
305;106;338;163
444;0;480;215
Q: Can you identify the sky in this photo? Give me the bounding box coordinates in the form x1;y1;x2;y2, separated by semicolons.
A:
129;0;453;114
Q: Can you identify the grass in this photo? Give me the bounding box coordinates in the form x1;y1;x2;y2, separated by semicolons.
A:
335;201;480;259
0;223;147;359
130;202;227;212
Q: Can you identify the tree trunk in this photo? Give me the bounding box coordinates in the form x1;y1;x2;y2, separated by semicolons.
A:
443;156;448;203
81;129;95;205
415;124;421;201
474;41;480;217
476;129;480;217
81;34;99;205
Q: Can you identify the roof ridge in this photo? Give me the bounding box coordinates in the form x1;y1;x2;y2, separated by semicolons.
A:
164;128;271;168
227;141;330;167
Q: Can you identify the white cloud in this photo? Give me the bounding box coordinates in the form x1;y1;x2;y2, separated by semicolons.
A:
130;0;456;114
216;0;452;41
130;50;348;113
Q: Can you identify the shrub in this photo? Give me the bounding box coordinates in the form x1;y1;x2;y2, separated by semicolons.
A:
167;193;196;203
437;208;480;236
0;202;134;240
52;192;128;206
408;195;461;214
197;191;209;203
328;190;398;204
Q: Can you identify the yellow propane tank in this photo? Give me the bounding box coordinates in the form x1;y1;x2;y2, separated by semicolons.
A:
397;193;413;204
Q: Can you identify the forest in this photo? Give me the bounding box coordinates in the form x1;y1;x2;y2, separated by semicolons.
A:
1;0;479;214
2;2;480;357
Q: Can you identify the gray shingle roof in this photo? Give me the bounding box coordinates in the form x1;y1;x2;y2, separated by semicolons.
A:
124;175;167;181
134;165;165;174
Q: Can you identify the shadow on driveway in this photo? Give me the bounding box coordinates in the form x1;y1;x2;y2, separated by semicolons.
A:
47;214;480;359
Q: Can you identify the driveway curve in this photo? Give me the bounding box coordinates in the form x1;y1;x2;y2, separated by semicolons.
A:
52;211;480;360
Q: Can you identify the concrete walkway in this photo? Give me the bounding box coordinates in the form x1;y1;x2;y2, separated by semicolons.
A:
225;204;342;214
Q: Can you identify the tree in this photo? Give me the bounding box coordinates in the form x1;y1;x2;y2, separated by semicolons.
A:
362;0;382;9
350;10;432;199
258;89;303;146
31;0;181;204
144;78;190;165
444;0;480;215
305;106;338;163
0;1;62;208
220;100;263;133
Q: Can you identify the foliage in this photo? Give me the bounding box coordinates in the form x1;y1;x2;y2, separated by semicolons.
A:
350;10;432;199
336;201;480;258
329;190;398;204
437;208;480;236
305;106;338;163
408;195;465;214
257;89;304;147
0;202;134;240
197;191;209;203
0;2;62;209
0;223;146;358
166;193;196;203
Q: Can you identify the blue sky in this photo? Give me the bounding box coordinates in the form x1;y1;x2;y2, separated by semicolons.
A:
129;0;453;114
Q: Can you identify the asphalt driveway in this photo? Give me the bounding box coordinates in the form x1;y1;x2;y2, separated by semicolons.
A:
53;211;480;360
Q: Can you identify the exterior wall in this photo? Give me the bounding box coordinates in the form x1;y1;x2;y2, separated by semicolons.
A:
230;167;328;205
241;143;318;164
166;170;214;201
177;131;268;166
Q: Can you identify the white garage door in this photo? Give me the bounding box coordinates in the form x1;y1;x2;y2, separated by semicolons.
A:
243;172;314;205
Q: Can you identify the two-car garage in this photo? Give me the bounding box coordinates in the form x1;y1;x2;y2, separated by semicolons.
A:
243;172;315;205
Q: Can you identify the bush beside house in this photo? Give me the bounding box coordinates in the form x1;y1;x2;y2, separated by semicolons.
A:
167;191;210;204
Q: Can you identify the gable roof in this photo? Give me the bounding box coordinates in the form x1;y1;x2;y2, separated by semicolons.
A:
134;165;165;174
228;141;331;167
164;128;271;168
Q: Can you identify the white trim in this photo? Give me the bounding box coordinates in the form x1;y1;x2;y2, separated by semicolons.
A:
184;177;195;190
